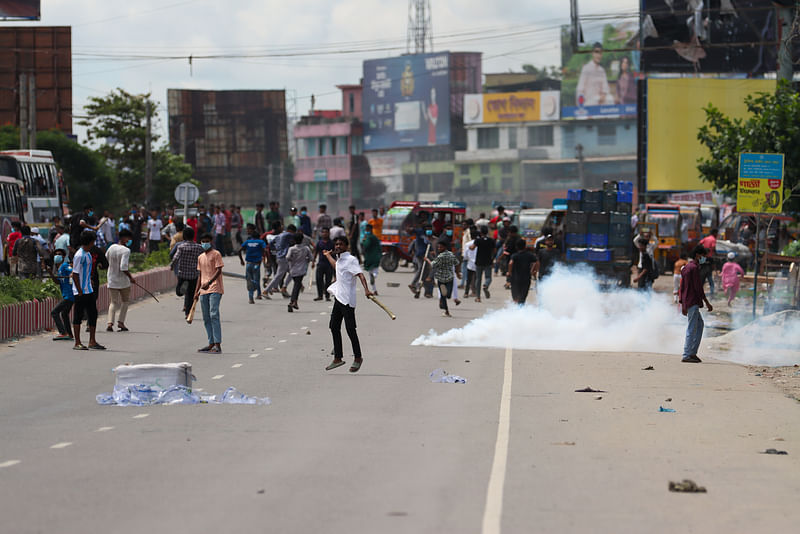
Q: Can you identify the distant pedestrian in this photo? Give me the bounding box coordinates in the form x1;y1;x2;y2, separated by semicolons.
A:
324;236;373;373
314;204;332;238
463;226;478;298
195;233;224;354
170;227;204;318
507;240;536;305
299;206;312;236
721;252;745;307
698;229;718;295
361;223;382;295
71;231;105;350
672;252;688;303
238;224;267;304
12;225;45;278
105;229;134;332
264;222;294;298
428;240;461;317
147;210;163;253
254;203;266;236
312;227;334;302
679;245;713;363
633;237;654;290
50;249;74;341
471;225;495;302
286;232;313;312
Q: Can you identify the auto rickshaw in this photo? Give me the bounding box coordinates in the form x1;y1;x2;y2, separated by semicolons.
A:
642;204;682;270
699;204;720;235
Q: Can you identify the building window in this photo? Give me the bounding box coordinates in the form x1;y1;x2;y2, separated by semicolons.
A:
477;127;499;149
528;125;553;147
349;93;355;114
314;169;328;182
459;165;469;175
480;163;490;174
598;124;616;145
351;136;363;155
501;162;512;174
501;177;513;191
507;127;517;149
305;139;317;158
460;178;470;189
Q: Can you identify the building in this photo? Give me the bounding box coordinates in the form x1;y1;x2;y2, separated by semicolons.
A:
292;84;375;214
167;89;288;207
0;27;72;141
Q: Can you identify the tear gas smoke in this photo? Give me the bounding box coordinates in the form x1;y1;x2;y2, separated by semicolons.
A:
705;310;800;367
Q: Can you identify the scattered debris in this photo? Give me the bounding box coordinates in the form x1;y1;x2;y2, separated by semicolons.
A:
761;448;788;455
642;366;654;371
306;330;311;335
772;437;785;441
668;479;707;493
97;385;271;406
574;387;605;393
594;395;603;400
551;441;576;446
257;489;265;494
664;398;673;402
464;360;470;363
659;406;676;413
386;282;401;288
429;369;467;384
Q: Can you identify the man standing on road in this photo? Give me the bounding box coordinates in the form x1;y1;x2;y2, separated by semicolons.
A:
170;227;204;318
314;204;332;238
71;231;105;351
507;239;537;305
195;233;224;354
312;226;334;302
299;206;312;237
361;223;382;295
264;222;294;298
698;229;718;296
146;210;164;253
238;224;267;304
105;229;134;332
471;226;495;302
12;225;45;278
679;245;713;363
254;203;266;237
633;237;654;291
427;240;461;317
324;236;373;373
50;249;74;341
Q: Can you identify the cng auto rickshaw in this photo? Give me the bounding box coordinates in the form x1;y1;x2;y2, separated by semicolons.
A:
642;204;683;270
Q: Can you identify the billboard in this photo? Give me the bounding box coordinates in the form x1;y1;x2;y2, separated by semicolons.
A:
363;52;451;150
0;1;40;20
463;91;560;124
646;78;774;191
561;22;639;119
640;1;777;74
737;153;784;214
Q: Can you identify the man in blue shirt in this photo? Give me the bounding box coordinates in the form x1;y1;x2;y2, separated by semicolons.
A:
71;231;105;350
51;248;74;341
238;224;267;304
299;206;312;236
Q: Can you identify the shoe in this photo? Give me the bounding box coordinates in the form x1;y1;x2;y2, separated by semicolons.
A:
408;284;417;294
475;297;481;303
414;291;420;299
249;298;255;304
53;334;73;341
292;302;299;309
454;299;461;306
313;297;323;301
256;295;263;300
325;359;347;371
281;289;290;299
117;324;129;332
287;305;293;313
208;345;222;354
442;311;451;317
484;287;490;298
349;359;363;373
106;324;114;332
681;355;702;363
73;344;89;351
197;345;213;353
325;297;331;301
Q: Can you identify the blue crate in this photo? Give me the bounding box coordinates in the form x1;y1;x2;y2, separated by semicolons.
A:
588;233;609;247
567;189;583;201
587;248;612;262
566;247;587;261
618;181;634;193
566;233;587;246
617;191;633;204
617;202;632;214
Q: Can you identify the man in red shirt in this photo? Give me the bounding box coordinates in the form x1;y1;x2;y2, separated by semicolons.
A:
6;221;22;275
679;245;714;363
698;228;718;295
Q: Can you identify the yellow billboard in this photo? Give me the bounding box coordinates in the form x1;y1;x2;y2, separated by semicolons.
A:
463;91;560;124
736;152;784;213
646;78;775;191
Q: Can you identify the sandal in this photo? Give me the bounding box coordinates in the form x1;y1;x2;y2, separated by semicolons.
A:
325;359;346;371
88;343;107;350
106;324;114;332
73;344;89;351
349;360;362;373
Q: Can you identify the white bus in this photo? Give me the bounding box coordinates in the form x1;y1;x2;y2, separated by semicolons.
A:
0;150;66;233
0;175;25;272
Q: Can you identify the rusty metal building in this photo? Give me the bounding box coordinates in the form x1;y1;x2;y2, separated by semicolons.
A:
167;89;289;207
0;26;72;137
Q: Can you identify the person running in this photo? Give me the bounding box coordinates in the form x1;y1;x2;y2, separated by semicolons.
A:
534;233;559;281
170;227;204;318
507;239;537;305
361;223;382;295
409;224;434;298
105;229;134;332
71;231;105;350
195;234;224;354
679;245;713;363
312;226;334;302
238;224;267;304
471;226;495;302
427;240;461;317
721;252;745;307
264;222;294;298
324;236;373;373
286;232;313;312
50;248;74;341
463;226;478;298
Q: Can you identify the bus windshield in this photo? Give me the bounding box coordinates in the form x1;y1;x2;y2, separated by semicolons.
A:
0;151;63;224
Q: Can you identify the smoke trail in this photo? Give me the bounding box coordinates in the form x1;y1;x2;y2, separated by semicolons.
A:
704;310;800;367
412;264;686;354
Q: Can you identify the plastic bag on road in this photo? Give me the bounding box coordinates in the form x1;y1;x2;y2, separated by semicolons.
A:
429;368;467;384
96;385;271;406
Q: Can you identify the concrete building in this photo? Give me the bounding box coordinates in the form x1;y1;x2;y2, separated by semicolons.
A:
167;89;288;207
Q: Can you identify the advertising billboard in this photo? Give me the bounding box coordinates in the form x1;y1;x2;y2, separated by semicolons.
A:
737;153;784;214
363;52;451;150
646;78;774;191
463;91;560;124
640;1;777;74
0;1;40;20
561;22;639;119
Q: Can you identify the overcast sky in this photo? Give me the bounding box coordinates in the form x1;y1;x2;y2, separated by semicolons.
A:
19;0;637;142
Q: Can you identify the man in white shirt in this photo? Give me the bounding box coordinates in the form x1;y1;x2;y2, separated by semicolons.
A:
323;236;373;373
576;43;612;106
106;229;134;332
146;210;164;253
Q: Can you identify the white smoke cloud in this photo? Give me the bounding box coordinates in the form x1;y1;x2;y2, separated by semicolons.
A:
704;310;800;367
412;265;686;354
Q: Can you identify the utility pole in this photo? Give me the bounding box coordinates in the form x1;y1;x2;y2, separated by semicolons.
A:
776;4;794;83
28;74;36;149
144;100;153;209
576;144;585;188
18;73;27;149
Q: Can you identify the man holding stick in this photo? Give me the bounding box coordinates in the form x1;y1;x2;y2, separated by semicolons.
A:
323;236;373;373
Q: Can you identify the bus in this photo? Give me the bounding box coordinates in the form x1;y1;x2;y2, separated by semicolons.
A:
0;176;25;273
0;150;66;236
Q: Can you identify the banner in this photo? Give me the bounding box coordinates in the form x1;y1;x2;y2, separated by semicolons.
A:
363;52;451;150
463;91;559;124
0;1;40;20
737;153;784;214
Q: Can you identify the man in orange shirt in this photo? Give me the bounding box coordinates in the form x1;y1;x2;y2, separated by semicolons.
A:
698;229;717;295
368;208;383;239
194;233;225;354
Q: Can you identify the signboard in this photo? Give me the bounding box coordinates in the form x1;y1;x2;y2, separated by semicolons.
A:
363;52;451;150
561;22;639;120
737;153;784;214
174;182;199;204
463;91;559;124
669;191;713;204
0;0;40;20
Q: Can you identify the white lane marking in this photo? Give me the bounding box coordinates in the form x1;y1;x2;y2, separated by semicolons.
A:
95;426;114;432
195;388;204;392
264;347;274;351
300;326;308;330
319;312;326;315
50;442;73;449
279;339;287;343
212;374;224;380
311;319;318;323
481;347;513;534
249;353;259;358
133;413;150;419
290;332;298;336
231;363;243;368
0;460;21;468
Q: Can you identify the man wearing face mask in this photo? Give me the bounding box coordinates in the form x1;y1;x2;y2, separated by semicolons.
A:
298;206;312;237
408;224;434;297
50;248;74;341
106;229;135;332
195;233;225;354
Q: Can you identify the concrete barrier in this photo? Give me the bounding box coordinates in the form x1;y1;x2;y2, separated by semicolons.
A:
0;267;176;340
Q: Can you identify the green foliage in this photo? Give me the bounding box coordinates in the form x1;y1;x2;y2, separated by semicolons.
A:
521;64;562;80
697;80;800;211
0;277;61;307
137;248;172;272
782;240;800;257
0;124;19;149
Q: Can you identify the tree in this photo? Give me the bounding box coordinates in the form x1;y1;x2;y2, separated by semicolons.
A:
521;64;562;80
697;80;800;212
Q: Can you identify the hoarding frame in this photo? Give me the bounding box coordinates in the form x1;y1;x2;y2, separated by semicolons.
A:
0;0;40;20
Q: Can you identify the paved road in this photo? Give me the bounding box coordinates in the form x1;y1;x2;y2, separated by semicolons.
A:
1;264;799;533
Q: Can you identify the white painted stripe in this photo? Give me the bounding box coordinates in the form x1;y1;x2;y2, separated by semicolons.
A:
300;326;308;330
290;332;298;335
249;353;259;358
50;442;73;449
279;339;287;343
264;347;274;351
95;426;114;432
481;347;513;534
319;312;326;315
132;413;150;419
211;374;224;380
231;363;243;368
0;460;21;468
310;319;318;323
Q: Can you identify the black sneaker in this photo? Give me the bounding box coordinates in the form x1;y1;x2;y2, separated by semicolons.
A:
681;355;702;363
483;287;490;299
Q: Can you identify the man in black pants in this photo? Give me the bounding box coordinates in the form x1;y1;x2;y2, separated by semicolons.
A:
169;226;205;318
312;226;334;301
71;231;105;350
507;239;537;305
323;236;373;373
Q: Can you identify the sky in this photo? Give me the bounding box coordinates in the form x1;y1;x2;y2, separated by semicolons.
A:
10;0;638;142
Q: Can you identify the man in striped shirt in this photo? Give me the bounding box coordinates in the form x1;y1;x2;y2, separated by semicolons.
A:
71;231;105;351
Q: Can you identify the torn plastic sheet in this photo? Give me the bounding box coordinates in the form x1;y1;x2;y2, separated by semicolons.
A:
429;368;467;384
96;385;271;406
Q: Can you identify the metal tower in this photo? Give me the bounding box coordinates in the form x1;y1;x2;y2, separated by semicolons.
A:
407;0;433;54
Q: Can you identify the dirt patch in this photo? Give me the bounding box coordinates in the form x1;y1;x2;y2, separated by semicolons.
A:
748;365;800;402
